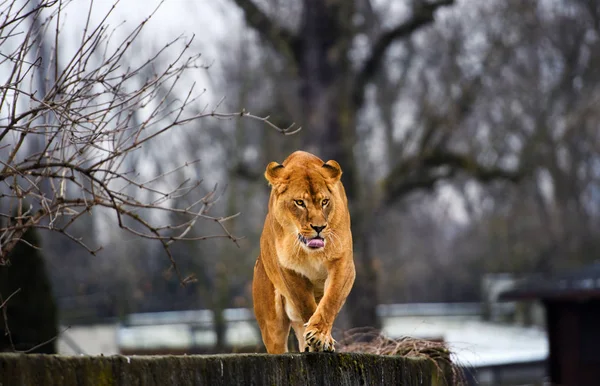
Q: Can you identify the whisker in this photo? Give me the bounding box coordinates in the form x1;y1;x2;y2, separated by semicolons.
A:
328;233;337;249
293;233;302;257
328;230;341;249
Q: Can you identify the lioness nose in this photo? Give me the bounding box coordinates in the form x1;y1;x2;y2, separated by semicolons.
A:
310;224;326;234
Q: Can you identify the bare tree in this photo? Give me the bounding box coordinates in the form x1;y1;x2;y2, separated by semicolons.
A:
228;0;530;330
0;0;297;283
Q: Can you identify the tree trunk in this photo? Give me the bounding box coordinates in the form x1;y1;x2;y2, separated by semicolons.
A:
212;264;229;352
297;0;380;330
232;0;456;331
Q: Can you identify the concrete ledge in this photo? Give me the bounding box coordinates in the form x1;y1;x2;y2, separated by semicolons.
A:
0;352;452;386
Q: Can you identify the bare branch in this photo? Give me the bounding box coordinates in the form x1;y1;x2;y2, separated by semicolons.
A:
353;0;455;107
232;0;301;64
0;0;298;285
0;288;21;310
20;326;69;354
384;150;526;204
0;288;20;351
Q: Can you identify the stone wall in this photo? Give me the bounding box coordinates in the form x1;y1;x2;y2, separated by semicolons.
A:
0;352;453;385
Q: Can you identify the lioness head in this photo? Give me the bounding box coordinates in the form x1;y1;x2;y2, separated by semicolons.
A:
265;151;344;252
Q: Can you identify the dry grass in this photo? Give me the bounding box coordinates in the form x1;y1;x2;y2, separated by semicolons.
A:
337;328;467;385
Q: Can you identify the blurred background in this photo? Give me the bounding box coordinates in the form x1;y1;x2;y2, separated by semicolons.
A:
3;0;600;384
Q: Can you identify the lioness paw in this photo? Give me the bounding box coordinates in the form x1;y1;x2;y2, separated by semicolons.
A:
304;323;336;352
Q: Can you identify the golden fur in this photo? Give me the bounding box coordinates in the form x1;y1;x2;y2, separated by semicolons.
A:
252;151;355;353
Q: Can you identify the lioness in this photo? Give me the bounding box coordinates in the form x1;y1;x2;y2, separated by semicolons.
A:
253;151;355;353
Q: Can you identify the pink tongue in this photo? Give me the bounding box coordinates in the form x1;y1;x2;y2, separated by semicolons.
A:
307;238;324;248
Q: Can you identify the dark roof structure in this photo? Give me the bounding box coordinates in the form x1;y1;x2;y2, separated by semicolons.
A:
500;262;600;301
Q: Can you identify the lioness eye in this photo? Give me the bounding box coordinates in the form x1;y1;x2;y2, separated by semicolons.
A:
294;200;305;207
322;199;329;206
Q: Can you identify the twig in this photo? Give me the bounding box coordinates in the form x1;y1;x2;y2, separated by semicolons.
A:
20;326;71;354
0;0;299;288
0;288;21;310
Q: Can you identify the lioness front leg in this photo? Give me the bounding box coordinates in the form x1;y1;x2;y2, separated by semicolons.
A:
304;257;356;352
280;268;319;323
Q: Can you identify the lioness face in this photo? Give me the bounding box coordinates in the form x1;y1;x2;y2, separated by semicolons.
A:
265;154;342;252
285;176;333;251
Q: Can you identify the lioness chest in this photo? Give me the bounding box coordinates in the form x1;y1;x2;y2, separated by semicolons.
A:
277;246;328;286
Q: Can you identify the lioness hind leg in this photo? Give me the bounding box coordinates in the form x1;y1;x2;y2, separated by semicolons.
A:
253;258;291;353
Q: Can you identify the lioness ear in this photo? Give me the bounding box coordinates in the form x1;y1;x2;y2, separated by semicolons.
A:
265;162;285;186
322;160;342;182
